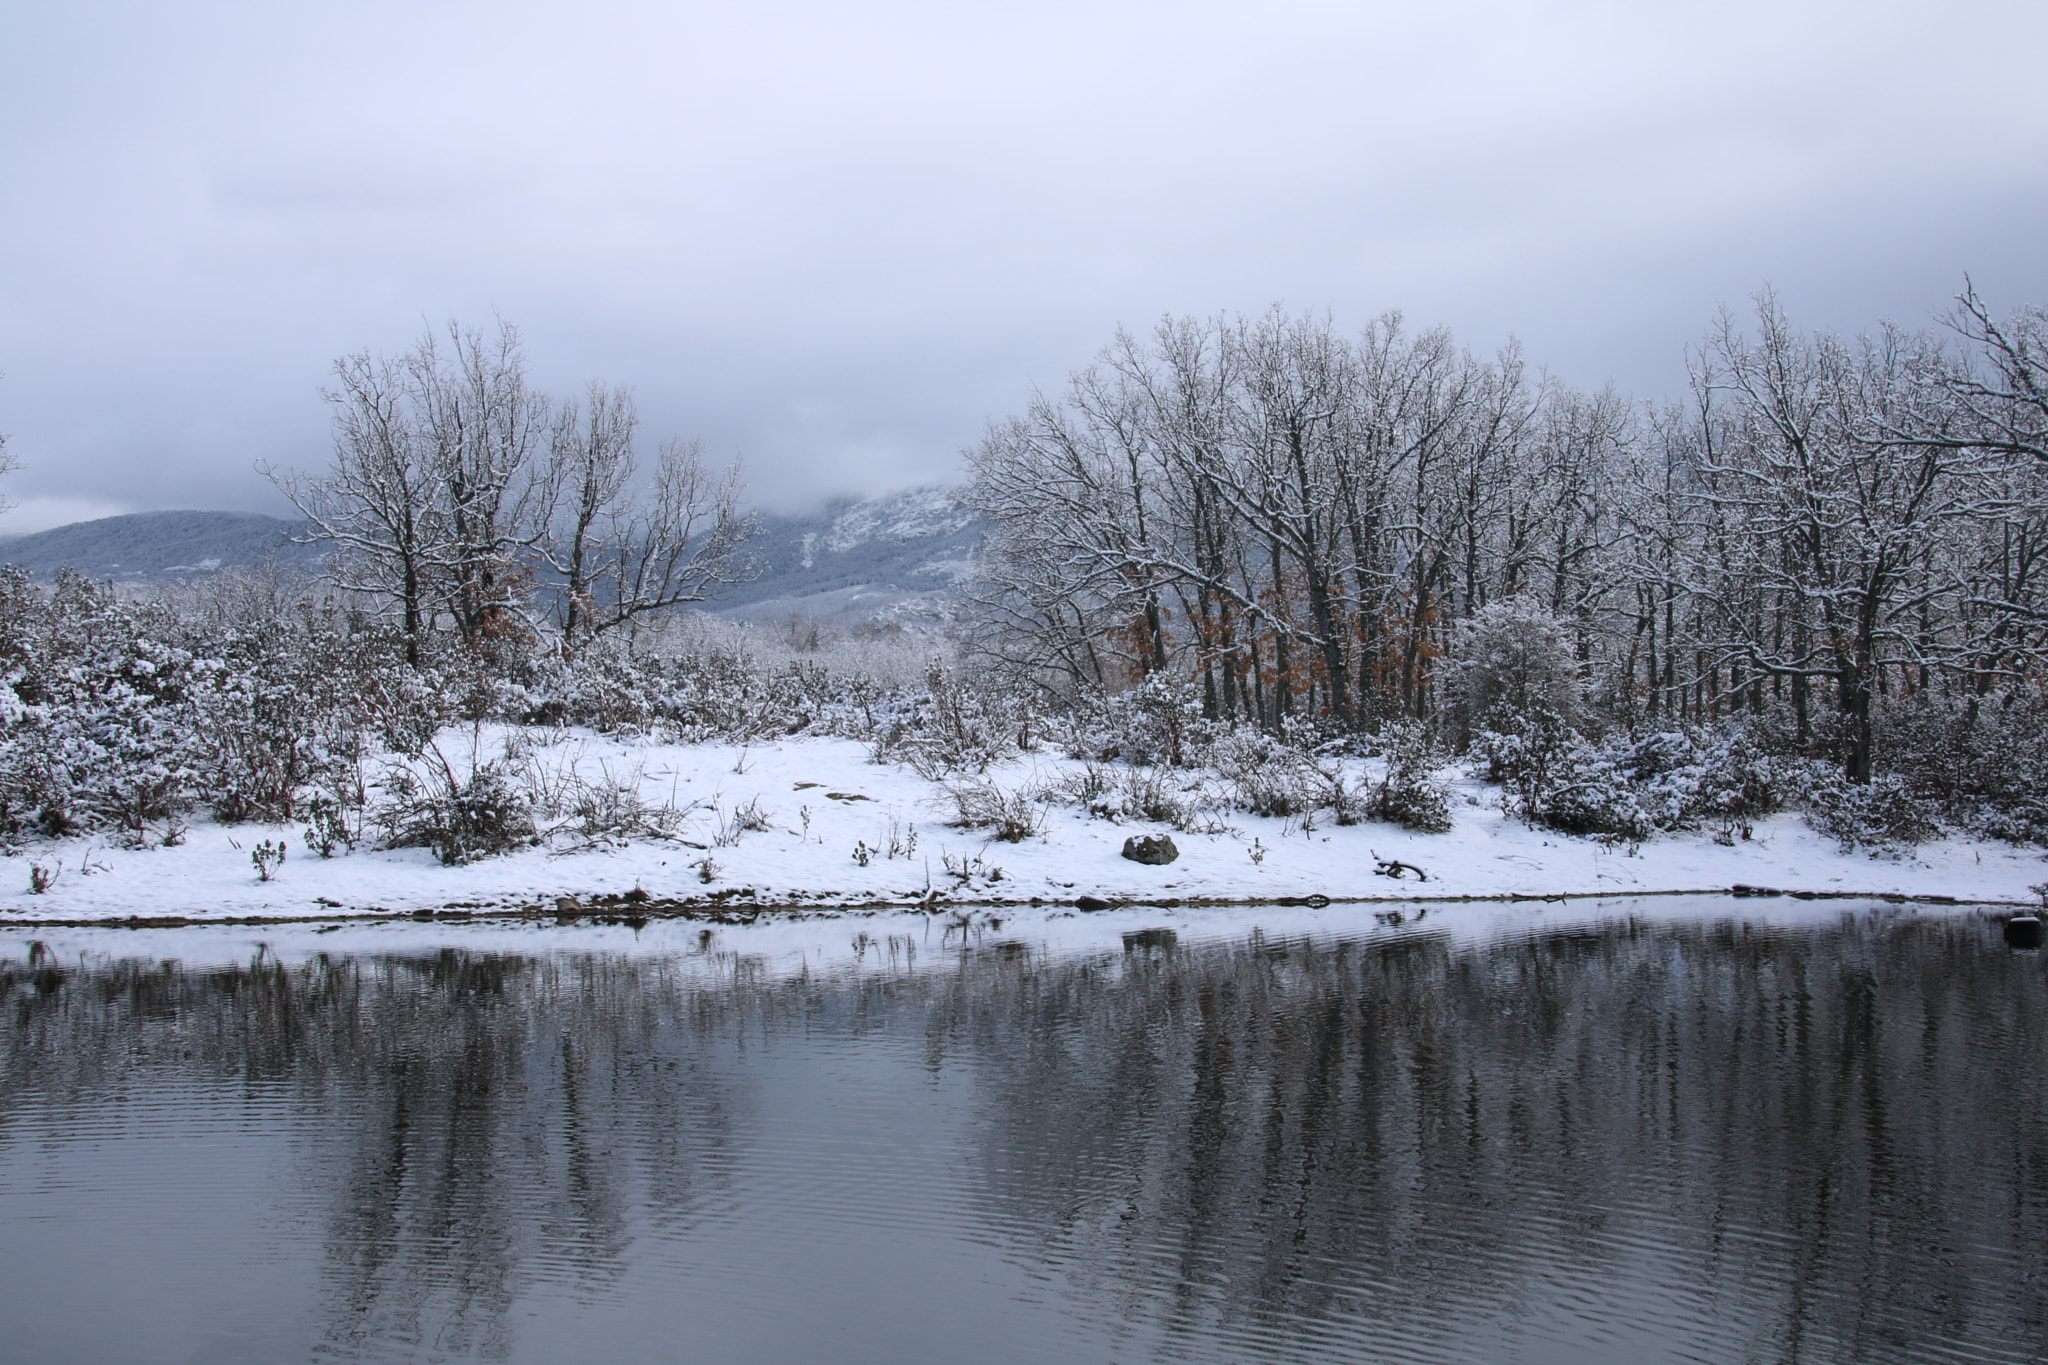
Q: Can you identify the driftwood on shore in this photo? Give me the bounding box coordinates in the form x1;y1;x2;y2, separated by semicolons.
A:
1372;852;1429;882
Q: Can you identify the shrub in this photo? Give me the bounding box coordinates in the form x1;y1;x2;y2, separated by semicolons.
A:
871;661;1018;776
1210;727;1322;818
941;774;1044;842
190;618;384;824
373;749;538;865
1473;705;1579;820
1078;673;1207;767
0;571;205;845
1531;747;1656;841
1873;693;2048;846
1802;768;1940;855
1611;724;1784;839
562;770;683;848
1366;721;1455;833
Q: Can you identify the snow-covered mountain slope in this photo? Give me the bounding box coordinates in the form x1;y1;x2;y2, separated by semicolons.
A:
0;510;319;582
713;485;982;626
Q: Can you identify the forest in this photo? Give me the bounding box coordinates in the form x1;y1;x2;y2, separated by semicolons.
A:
0;289;2043;870
966;287;2048;847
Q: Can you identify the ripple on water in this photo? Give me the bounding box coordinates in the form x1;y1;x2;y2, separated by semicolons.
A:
2;909;2045;1363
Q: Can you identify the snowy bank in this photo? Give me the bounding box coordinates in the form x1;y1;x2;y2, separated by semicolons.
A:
3;735;2043;926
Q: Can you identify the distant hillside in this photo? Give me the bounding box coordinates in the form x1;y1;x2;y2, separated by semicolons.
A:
716;485;982;626
0;510;319;582
0;490;985;624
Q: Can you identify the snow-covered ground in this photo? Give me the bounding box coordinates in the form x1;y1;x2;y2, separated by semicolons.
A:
3;733;2043;926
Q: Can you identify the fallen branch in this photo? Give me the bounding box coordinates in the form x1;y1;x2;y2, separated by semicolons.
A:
1372;852;1428;882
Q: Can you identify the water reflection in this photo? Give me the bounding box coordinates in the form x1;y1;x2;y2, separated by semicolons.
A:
950;919;2048;1362
2;911;2044;1364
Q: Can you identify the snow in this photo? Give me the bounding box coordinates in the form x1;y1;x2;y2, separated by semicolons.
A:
2;734;2042;926
821;485;976;554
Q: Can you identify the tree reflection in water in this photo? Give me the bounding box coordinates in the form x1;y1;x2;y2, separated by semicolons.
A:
945;918;2048;1361
2;912;2043;1364
4;947;754;1360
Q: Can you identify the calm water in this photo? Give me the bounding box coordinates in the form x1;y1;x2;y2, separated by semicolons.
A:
2;906;2045;1364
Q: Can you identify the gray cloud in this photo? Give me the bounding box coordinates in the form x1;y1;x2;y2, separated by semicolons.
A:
2;0;2044;527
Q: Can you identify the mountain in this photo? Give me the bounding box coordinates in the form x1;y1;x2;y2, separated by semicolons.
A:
0;510;318;582
716;485;982;626
0;489;986;625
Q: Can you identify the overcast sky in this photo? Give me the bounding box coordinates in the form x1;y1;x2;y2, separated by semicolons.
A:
1;0;2043;530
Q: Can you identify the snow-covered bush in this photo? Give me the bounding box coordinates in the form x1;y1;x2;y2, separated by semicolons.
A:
571;777;679;845
372;748;539;865
1365;721;1455;833
518;634;898;745
0;566;972;856
0;569;422;846
0;570;206;844
1444;597;1583;748
1801;767;1940;855
872;660;1021;776
1527;745;1656;842
1457;616;1677;833
1052;712;1451;833
1071;673;1208;767
1613;724;1784;839
939;774;1045;842
1873;694;2048;846
1474;717;1784;844
301;792;361;858
187;617;388;825
1044;763;1223;832
1208;726;1324;818
1120;766;1216;828
1472;704;1578;817
1973;796;2048;849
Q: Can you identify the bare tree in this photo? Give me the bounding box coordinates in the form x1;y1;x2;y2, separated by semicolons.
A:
542;383;758;649
963;391;1158;697
267;319;556;662
263;344;447;664
1689;297;2008;780
969;291;2046;776
408;321;555;649
271;320;755;662
1940;282;2048;466
545;382;638;646
966;310;1555;730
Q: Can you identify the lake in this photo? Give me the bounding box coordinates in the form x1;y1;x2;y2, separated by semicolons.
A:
2;900;2044;1363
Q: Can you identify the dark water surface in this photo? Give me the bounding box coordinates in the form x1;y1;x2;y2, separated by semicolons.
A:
3;907;2045;1364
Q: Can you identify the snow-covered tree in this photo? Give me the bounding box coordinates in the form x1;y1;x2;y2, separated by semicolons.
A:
543;383;758;652
267;321;756;662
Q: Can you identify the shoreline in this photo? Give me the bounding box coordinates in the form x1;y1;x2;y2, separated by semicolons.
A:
2;885;2029;934
4;735;2043;930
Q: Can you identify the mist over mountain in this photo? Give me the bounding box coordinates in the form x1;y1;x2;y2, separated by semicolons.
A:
716;485;981;626
0;487;984;627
